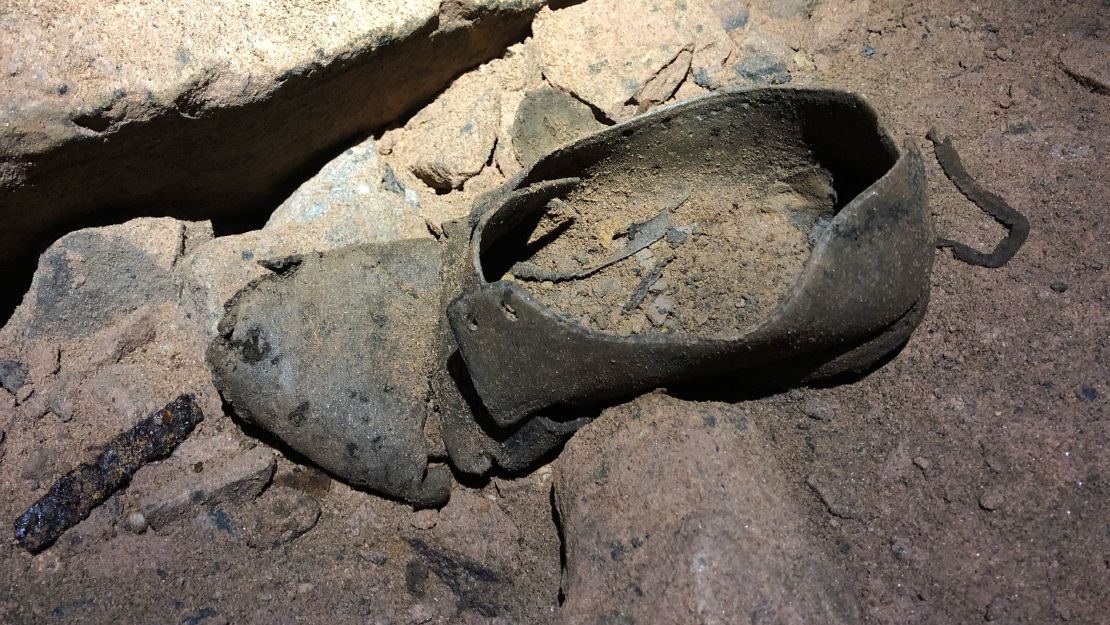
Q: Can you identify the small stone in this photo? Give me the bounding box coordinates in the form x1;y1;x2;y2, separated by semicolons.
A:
127;511;148;534
802;396;837;421
979;489;1005;511
364;550;388;566
240;487;321;549
664;227;689;247
0;389;15;413
15;384;33;404
131;441;276;529
913;456;932;470
995;47;1013;61
411;508;438;530
21;448;54;483
890;537;911;560
1050;282;1068;293
0;359;28;394
1080;387;1099;401
1059;38;1110;95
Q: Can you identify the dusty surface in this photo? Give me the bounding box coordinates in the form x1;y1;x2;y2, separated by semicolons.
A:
0;0;1108;624
501;158;835;337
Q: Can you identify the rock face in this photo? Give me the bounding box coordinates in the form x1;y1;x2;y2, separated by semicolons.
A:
0;0;556;321
554;393;861;625
207;240;451;506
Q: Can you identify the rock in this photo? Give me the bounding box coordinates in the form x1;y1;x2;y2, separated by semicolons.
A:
890;537;911;560
802;395;837;421
127;511;148;534
1059;38;1110;95
405;71;502;191
755;0;818;19
125;435;277;529
411;509;439;531
0;218;213;342
264;136;427;245
533;0;734;120
179;136;430;335
732;33;793;84
806;472;867;521
0;359;28;393
979;489;1005;511
554;393;861;624
0;1;558;307
207;241;451;506
238;486;321;549
511;88;606;168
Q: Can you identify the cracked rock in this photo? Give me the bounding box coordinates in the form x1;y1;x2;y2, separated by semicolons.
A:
533;0;734;120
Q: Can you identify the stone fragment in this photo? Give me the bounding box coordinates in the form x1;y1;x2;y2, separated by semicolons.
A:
979;489;1005;511
127;435;276;530
264;136;427;243
238;486;321;549
511;88;606;168
178;136;429;336
405;71;502;191
1059;38;1110;94
555;394;861;624
0;359;28;394
207;241;451;506
0;218;212;342
534;0;734;120
802;395;837;421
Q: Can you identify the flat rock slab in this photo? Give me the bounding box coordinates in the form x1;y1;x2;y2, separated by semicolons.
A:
207;240;450;506
554;393;861;625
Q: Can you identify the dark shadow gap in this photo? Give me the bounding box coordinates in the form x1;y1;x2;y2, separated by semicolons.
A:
0;4;553;327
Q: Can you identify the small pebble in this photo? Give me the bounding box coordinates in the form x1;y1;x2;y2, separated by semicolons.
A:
410;509;438;530
1080;387;1098;401
890;537;911;560
1050;282;1068;293
979;489;1005;511
127;511;148;534
802;397;837;421
994;47;1013;61
863;46;875;58
913;456;932;470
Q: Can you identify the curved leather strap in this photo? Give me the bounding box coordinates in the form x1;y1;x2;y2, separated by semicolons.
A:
927;128;1030;268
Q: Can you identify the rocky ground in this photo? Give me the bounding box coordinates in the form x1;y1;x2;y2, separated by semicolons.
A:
0;0;1107;623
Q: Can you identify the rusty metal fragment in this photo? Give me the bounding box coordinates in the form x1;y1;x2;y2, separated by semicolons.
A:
13;393;203;552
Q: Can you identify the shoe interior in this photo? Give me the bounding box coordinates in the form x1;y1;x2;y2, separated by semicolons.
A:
479;88;899;339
